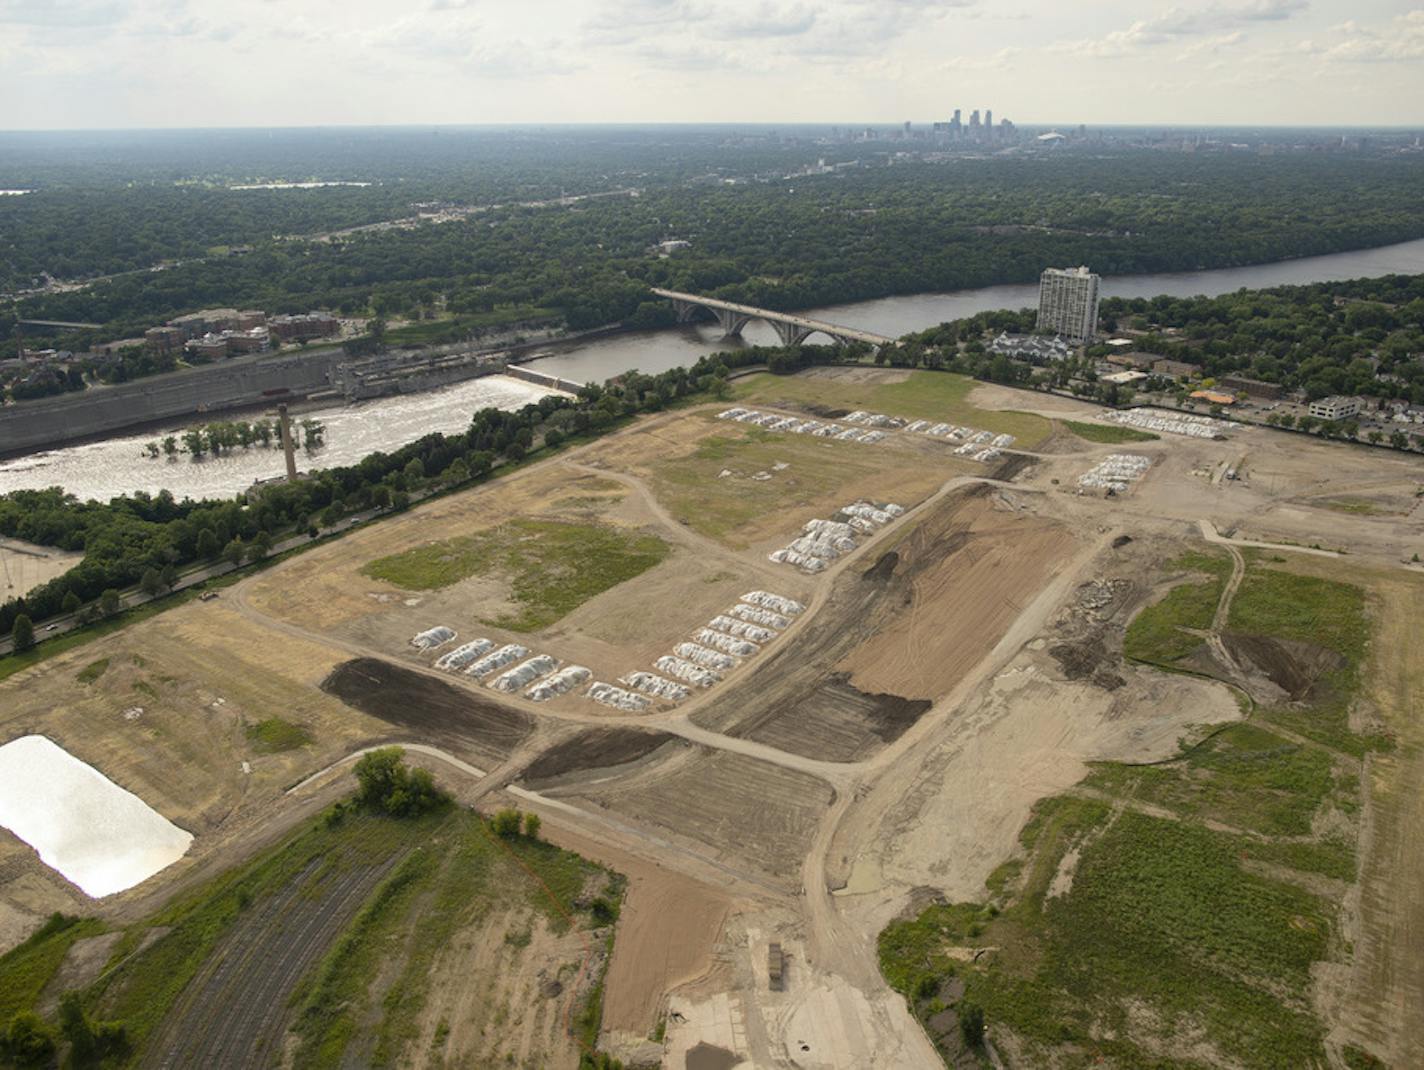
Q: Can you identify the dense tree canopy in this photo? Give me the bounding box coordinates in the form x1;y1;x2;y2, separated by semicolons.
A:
8;147;1424;364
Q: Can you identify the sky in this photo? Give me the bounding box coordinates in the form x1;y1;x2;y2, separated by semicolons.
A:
1;0;1422;129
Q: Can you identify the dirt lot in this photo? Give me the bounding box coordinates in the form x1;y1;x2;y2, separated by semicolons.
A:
689;484;1074;763
518;727;679;788
0;598;381;946
0;537;83;600
838;488;1076;700
557;746;835;893
7;366;1424;1068
408;906;592;1070
320;657;532;769
581;403;967;549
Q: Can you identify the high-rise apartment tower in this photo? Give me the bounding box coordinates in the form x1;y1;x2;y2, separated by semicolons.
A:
1036;266;1100;342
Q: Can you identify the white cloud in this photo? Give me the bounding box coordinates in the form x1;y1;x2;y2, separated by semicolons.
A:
1296;10;1424;62
1053;0;1308;58
0;0;125;26
941;46;1021;70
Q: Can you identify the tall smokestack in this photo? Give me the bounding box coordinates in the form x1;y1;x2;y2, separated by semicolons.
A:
278;403;298;481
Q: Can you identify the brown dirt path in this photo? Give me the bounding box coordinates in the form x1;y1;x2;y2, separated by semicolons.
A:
1323;574;1424;1065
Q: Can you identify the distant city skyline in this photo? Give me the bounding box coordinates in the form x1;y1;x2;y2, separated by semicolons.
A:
1;0;1422;130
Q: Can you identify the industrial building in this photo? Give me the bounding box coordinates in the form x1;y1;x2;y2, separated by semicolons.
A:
1036;266;1101;343
1308;395;1361;421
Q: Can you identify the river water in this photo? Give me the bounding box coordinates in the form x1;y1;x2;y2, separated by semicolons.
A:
3;238;1422;502
523;237;1424;385
0;375;559;502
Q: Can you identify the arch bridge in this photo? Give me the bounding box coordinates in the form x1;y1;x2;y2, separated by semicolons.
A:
651;288;895;352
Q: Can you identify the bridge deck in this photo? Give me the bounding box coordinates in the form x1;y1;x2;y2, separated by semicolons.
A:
651;288;894;346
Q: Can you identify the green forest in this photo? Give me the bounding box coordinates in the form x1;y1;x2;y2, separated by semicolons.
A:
7;144;1424;361
903;273;1424;403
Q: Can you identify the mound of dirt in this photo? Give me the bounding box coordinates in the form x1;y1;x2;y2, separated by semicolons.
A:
1048;640;1126;691
518;728;677;786
862;551;900;583
321;658;532;765
1220;632;1346;701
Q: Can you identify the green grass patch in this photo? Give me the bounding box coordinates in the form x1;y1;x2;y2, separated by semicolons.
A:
75;657;110;684
1229;565;1375;756
1122;550;1232;664
882;808;1332;1069
1082;723;1333;837
89;810;417;1053
649;425;938;546
361;518;669;631
245;717;312;754
732;368;1051;446
0;914;106;1022
1060;419;1160;444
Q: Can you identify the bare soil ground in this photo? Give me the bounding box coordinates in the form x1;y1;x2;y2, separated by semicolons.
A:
518;727;679;787
0;599;380;947
559;747;835;893
1308;566;1424;1067
600;868;732;1038
244;466;626;634
6;368;1424;1069
826;532;1244;931
0;538;83;600
408;908;590;1070
320;657;532;768
689;485;1073;763
838;489;1076;700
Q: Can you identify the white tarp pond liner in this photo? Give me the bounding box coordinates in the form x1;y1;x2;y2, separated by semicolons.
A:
527;665;590;701
491;654;558;692
695;629;759;657
0;735;193;898
466;643;529;677
654;655;721;688
411;626;456;650
707;616;777;643
742;591;805;615
674;642;737;671
621;671;691;702
587;682;651;711
435;638;495;670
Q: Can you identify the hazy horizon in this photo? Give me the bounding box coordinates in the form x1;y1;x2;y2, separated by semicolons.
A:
2;0;1422;130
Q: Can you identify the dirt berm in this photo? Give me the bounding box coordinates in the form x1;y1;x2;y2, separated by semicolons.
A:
321;657;532;767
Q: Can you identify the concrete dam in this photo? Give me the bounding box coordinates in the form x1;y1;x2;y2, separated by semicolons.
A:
0;350;343;457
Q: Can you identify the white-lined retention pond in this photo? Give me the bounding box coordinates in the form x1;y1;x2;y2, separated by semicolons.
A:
0;735;193;897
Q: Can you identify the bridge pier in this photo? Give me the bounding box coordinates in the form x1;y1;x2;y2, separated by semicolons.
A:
771;321;813;347
671;299;700;325
713;308;751;338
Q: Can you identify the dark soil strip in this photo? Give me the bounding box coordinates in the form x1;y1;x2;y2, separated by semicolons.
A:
519;728;676;786
322;657;532;766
